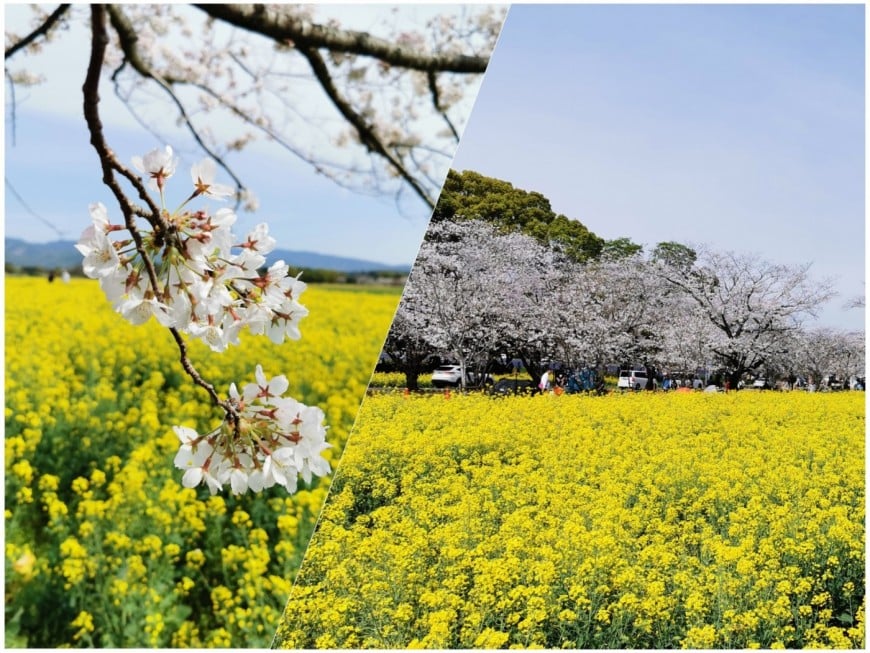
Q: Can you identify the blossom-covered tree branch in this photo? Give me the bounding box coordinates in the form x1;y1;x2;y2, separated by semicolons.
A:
79;4;332;496
7;3;505;211
193;3;492;73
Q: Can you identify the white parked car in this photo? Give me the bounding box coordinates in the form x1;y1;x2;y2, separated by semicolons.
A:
617;369;649;390
431;365;492;388
431;365;462;387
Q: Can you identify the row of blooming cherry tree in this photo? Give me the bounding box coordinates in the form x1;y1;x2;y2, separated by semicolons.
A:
384;218;863;390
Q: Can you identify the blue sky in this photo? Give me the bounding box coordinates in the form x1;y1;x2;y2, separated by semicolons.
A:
451;4;865;330
4;4;482;267
4;107;430;266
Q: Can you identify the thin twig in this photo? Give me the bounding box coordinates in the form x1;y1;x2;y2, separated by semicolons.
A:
168;327;234;419
5;72;16;146
4;4;71;59
5;177;67;238
427;71;460;142
106;4;246;208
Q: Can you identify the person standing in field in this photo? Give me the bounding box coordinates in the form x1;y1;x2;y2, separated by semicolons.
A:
539;370;550;393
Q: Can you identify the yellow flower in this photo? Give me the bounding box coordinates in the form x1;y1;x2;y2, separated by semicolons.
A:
11;459;34;484
185;548;206;568
13;550;36;578
16;486;33;504
71;610;95;641
277;391;864;649
71;477;90;494
474;628;511;648
231;509;253;528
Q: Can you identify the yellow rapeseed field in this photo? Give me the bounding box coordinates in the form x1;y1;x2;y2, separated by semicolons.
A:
276;390;865;649
4;276;401;647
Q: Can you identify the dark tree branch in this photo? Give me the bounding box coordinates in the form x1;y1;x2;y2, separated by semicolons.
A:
4;3;70;60
104;4;180;84
83;6;163;232
168;326;239;430
428;70;460;142
84;7;164;286
298;44;434;208
194;4;490;73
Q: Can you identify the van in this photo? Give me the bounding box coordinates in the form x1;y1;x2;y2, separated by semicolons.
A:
617;369;649;390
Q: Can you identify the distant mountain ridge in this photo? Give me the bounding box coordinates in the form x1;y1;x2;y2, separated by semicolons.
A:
4;238;411;274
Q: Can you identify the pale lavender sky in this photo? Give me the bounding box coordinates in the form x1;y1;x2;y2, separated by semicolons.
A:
452;4;865;331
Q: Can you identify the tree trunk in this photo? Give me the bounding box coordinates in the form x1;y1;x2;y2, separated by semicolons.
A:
404;371;420;392
728;368;742;390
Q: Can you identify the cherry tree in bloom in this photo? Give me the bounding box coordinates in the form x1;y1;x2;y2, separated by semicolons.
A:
400;219;529;388
782;327;865;387
481;231;564;380
655;246;836;387
394;219;584;384
390;214;847;390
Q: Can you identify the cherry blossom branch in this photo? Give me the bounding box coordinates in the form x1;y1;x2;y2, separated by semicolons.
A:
105;4;370;204
105;4;247;208
194;4;491;73
84;8;161;281
4;3;70;60
298;44;435;207
84;5;237;424
107;2;432;207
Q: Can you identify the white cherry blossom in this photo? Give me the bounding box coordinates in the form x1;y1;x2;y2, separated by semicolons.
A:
75;226;121;279
132;145;177;191
190;158;235;199
171;365;331;495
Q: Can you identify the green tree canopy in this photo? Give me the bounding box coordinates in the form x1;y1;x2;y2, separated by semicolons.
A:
432;169;604;261
652;241;698;273
601;237;643;260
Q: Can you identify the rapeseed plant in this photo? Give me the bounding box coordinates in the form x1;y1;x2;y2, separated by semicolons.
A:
4;275;400;647
277;391;865;649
